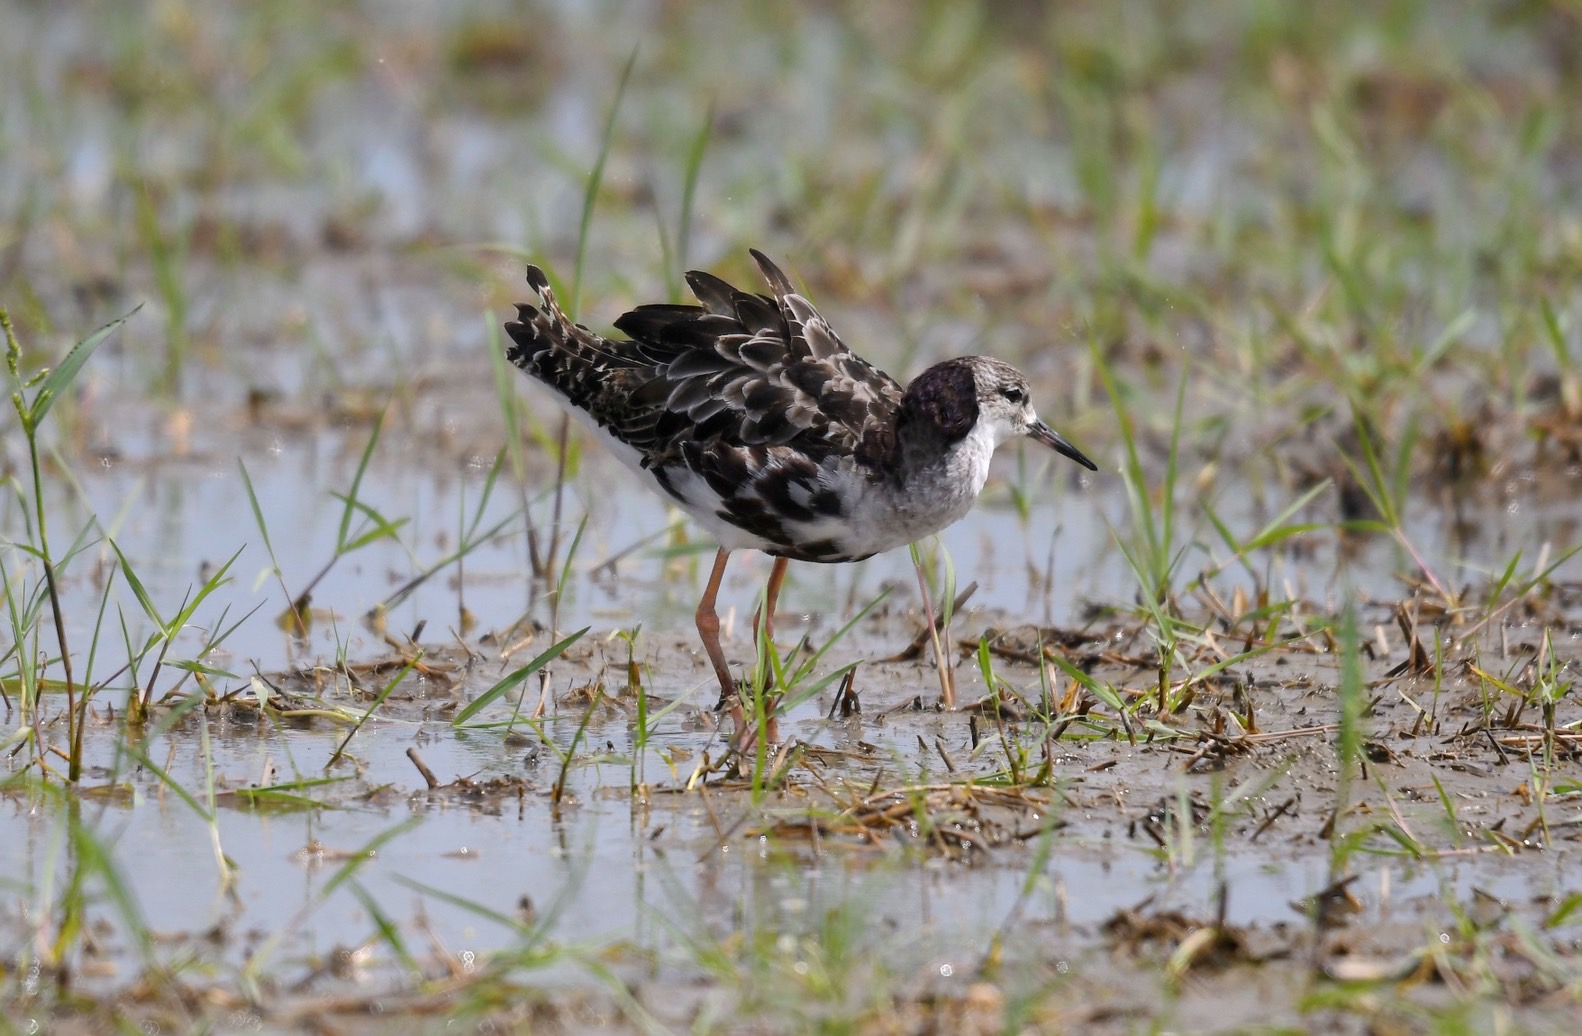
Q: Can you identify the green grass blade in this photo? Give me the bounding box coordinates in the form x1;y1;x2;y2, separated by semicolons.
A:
676;99;714;282
337;407;388;551
26;306;141;429
238;459;282;573
108;540;165;631
453;627;590;726
1045;650;1127;714
328;653;420;768
571;47;638;313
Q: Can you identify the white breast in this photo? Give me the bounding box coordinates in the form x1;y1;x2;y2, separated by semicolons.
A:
830;420;999;557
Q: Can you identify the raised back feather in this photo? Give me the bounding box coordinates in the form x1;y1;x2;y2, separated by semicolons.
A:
506;252;903;470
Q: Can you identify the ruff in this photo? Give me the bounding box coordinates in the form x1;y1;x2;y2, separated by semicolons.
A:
505;250;1096;735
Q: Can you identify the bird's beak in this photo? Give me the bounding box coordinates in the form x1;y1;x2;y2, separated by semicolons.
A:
1029;420;1098;471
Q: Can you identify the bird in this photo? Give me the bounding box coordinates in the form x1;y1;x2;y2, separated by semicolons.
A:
503;249;1096;743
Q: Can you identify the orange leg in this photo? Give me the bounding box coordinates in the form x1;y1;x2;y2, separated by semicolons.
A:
696;548;737;712
699;551;793;754
752;556;790;649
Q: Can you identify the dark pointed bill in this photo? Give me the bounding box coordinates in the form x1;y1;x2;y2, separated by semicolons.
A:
1029;420;1098;471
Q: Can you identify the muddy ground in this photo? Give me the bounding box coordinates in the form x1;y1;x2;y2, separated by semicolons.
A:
16;580;1577;1033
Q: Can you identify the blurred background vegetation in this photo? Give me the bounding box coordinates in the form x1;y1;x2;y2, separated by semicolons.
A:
5;1;1577;425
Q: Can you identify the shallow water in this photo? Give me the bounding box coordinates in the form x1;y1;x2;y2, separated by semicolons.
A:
9;640;1578;1004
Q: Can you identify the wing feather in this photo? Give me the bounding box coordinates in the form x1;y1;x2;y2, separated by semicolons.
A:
506;252;904;502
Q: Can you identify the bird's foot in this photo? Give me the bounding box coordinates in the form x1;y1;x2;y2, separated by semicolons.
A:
715;684;784;758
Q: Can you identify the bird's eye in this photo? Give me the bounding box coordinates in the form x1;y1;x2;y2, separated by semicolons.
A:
1002;386;1026;404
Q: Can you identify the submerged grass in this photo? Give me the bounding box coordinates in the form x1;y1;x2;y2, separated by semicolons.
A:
5;306;139;779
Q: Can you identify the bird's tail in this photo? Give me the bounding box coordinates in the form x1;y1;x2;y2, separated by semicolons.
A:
504;266;580;371
504;265;637;403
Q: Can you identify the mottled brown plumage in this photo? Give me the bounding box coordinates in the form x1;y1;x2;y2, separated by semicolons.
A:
514;254;892;460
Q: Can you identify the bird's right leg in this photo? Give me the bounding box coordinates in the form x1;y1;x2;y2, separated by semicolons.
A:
752;556;790;650
695;548;747;737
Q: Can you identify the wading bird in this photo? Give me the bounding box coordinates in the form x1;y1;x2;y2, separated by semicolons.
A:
505;251;1095;745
